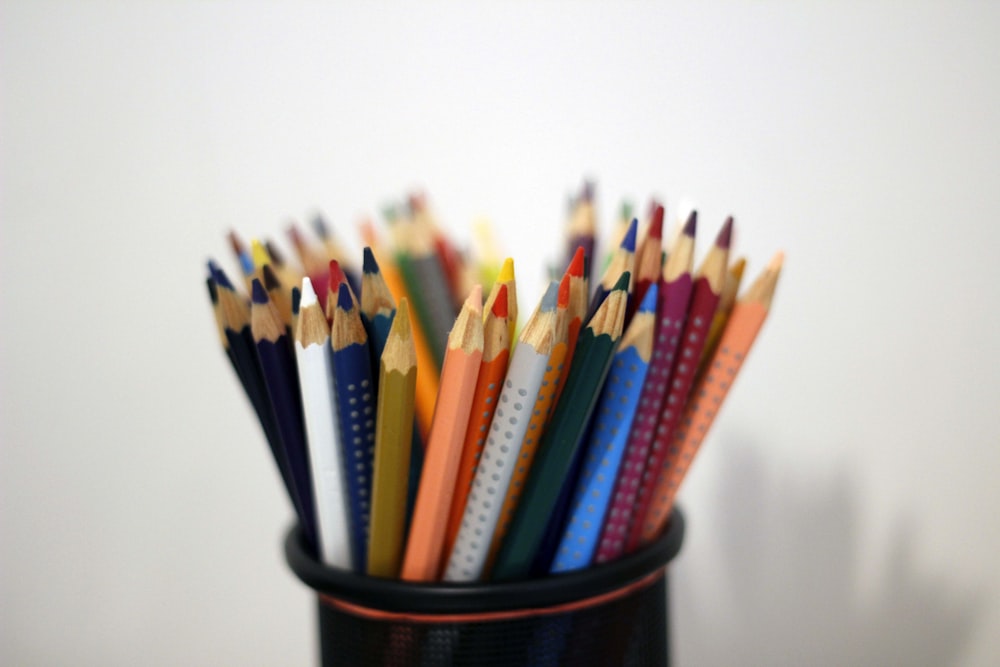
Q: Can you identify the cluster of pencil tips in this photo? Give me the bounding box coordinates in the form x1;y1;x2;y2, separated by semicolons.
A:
205;184;783;584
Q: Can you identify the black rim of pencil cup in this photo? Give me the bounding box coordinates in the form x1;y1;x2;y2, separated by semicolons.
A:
286;507;683;615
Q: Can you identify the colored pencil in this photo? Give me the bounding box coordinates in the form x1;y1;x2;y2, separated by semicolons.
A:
593;213;696;564
640;252;784;544
564;180;597;285
557;246;588;402
250;278;317;550
628;203;665;323
227;230;256;289
483;258;517;347
601;200;634;274
262;264;293;331
443;284;511;559
330;281;378;571
486;278;569;573
550;282;658;572
367;300;417;578
699;256;746;371
401;287;484;581
312;213;361;292
443;282;558;582
294;277;352;569
586;217;636;322
491;272;629;581
625;217;732;553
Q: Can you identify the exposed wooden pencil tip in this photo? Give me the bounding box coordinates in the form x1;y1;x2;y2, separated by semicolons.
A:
768;251;785;271
491;284;509;318
649;205;665;238
682;210;698;237
465;284;484;311
251;279;269;304
299;277;318;307
362;247;379;274
497;257;515;283
717;216;734;249
568;246;585;277
622;218;638;252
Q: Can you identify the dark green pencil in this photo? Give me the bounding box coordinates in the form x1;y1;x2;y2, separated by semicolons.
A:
491;272;630;581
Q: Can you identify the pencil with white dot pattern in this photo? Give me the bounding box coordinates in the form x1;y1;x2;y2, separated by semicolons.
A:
594;214;696;564
640;252;783;545
444;282;557;582
330;281;378;571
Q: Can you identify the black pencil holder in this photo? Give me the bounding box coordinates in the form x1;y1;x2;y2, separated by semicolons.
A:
284;508;685;667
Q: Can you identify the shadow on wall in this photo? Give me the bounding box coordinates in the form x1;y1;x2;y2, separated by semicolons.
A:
672;439;983;667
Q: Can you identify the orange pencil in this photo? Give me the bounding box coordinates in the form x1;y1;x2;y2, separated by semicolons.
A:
640;252;784;544
443;284;512;558
401;286;484;581
484;258;518;346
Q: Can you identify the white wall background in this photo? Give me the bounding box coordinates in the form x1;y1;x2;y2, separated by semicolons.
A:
3;2;999;665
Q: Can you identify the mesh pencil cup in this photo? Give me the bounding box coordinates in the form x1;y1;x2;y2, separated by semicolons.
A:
284;507;684;667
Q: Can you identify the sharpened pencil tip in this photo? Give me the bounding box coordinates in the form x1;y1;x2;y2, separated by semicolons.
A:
717;217;734;249
312;214;330;239
251;279;269;304
212;265;236;291
622;218;638;252
206;276;218;303
262;264;282;291
638;281;658;313
291;286;301;316
362;247;379;274
650;205;665;238
612;271;631;292
768;251;785;271
682;211;697;237
300;277;317;307
491;284;509;318
497;257;515;283
328;259;344;294
251;239;270;269
465;284;484;310
558;273;570;308
264;240;285;266
393;298;412;337
238;252;255;277
568;246;585;277
541;280;559;311
337;282;354;311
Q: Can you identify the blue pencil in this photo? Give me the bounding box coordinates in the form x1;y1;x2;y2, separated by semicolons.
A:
550;283;658;572
331;281;378;571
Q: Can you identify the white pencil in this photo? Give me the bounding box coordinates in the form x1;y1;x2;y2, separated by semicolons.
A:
294;277;352;569
444;281;559;582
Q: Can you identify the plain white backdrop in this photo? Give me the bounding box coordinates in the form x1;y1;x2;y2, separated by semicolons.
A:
2;2;999;665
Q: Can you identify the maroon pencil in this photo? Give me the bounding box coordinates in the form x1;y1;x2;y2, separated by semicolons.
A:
626;203;665;324
593;212;697;564
625;217;733;553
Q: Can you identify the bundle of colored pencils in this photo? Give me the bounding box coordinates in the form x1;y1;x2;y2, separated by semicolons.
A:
205;186;782;582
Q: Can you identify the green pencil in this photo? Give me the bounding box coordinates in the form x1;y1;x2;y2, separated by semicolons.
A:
491;272;630;581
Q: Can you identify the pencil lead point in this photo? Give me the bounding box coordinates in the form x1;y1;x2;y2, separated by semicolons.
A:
612;271;631;292
212;265;236;291
622;218;638;252
393;298;412;336
328;259;344;294
291;286;301;316
541;280;560;311
312;213;330;239
558;273;570;308
768;251;785;271
362;247;380;274
649;205;665;239
262;264;282;291
568;246;585;277
491;284;509;318
638;282;658;312
682;211;697;237
497;257;515;283
337;281;354;311
621;200;633;222
299;277;318;307
251;279;269;304
717;216;734;249
465;284;484;310
251;239;271;269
